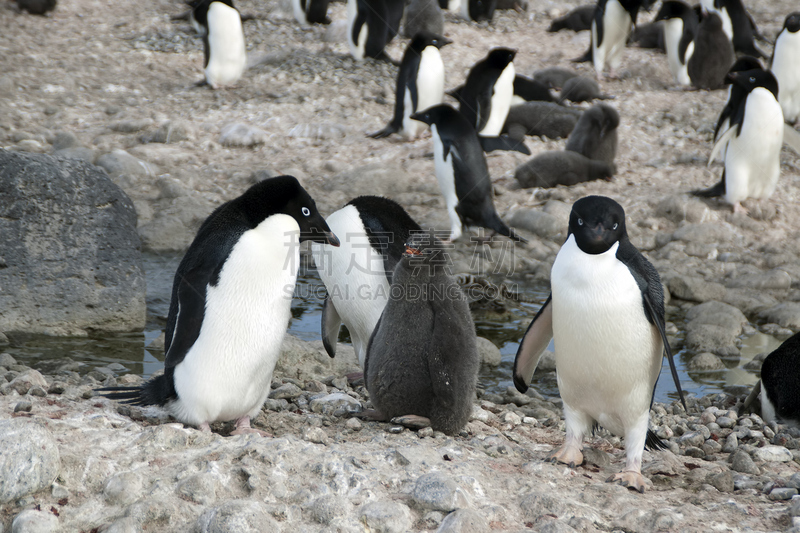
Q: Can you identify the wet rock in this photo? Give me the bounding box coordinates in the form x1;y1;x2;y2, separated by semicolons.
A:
758;303;800;330
688;352;725;371
195;500;280;533
11;509;59;533
412;472;468;512
476;337;502;366
0;419;60;504
685;300;747;331
730;450;760;475
506;209;563;240
685;326;740;357
219;123;269;147
309;392;362;416
0;150;146;335
436;509;489;533
667;276;726;303
358;501;413;533
752;446;793;463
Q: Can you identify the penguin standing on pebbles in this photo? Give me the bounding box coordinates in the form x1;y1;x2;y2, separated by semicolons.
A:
585;0;650;79
98;177;339;435
347;0;405;62
687;10;734;90
771;12;800;124
292;0;331;25
192;0;247;89
513;196;686;494
653;0;699;86
364;229;479;435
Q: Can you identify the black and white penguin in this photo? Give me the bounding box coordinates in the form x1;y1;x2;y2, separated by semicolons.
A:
712;56;763;147
98;177;339;434
364;229;479;435
410;104;526;243
700;0;765;58
654;0;699;86
687;10;734;90
347;0;405;62
548;5;595;33
292;0;331;25
771;12;800;124
697;69;800;213
513;196;685;494
589;0;649;78
564;103;619;168
192;0;247;88
15;0;56;15
514;151;613;189
743;332;800;426
312;196;422;367
369;31;452;140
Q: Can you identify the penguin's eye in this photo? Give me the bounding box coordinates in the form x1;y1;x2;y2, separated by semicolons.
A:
749;77;755;83
577;218;584;226
301;207;311;217
612;223;618;230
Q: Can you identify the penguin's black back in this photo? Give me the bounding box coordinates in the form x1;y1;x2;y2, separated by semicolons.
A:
457;48;515;132
760;332;800;424
723;0;764;58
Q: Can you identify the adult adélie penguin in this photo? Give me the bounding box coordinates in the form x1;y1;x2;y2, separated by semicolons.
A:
694;69;800;213
771;12;800;124
411;104;527;243
98;177;339;435
579;0;651;79
742;331;800;427
192;0;247;89
653;0;699;86
513;196;685;493
347;0;405;62
369;31;452;140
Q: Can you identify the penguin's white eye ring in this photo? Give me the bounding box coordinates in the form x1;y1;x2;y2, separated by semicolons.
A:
612;223;618;230
301;207;311;217
577;218;584;226
749;76;755;83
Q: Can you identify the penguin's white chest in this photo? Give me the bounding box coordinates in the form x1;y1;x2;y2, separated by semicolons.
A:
432;125;463;240
347;0;367;61
724;88;784;204
772;30;800;123
312;206;391;366
664;18;691;85
402;47;445;139
480;62;515;136
550;237;661;434
593;0;632;72
205;2;247;89
171;215;300;425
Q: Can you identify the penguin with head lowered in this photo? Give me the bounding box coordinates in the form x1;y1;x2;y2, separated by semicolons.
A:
771;12;800;124
448;48;530;154
192;0;247;88
411;104;526;243
742;332;800;427
513;196;685;494
98;177;339;435
347;0;405;62
364;229;479;435
585;0;651;79
694;69;800;213
653;0;699;86
312;196;422;368
292;0;331;25
369;31;452;140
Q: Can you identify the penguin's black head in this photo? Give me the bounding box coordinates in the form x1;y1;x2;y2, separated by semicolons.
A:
239;176;339;247
728;56;763;75
654;1;692;22
589;103;620;136
486;48;516;70
568;196;626;255
727;68;779;99
784;12;800;33
411;31;453;51
410;104;457;127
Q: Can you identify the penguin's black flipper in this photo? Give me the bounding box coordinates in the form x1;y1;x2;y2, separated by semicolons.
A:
513;295;553;392
691;177;726;198
321;295;341;358
645;429;668;451
572;44;593;63
642;290;687;412
479;135;531;155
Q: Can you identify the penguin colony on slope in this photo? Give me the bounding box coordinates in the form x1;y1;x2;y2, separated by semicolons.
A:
24;0;789;494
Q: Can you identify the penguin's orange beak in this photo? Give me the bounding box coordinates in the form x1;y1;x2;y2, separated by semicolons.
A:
404;245;422;257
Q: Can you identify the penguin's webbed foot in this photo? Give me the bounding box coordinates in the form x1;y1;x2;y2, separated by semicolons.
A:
732;202;749;216
230;416;271;437
390;415;431;430
198;422;212;433
606;469;648;494
355;408;388;421
547;444;584;468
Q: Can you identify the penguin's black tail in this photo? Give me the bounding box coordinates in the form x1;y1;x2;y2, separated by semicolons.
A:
486;212;528;244
479;135;531;155
645;429;669;451
547;20;566;32
691;178;726;198
95;373;175;407
572;45;592;63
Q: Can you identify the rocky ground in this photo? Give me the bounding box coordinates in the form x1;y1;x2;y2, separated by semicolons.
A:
3;0;800;530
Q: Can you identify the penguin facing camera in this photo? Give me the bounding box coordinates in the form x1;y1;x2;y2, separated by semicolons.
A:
364;229;479;435
579;0;651;79
98;177;339;435
513;196;686;494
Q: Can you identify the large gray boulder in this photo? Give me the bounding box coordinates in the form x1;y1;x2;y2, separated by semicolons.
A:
0;150;146;335
0;419;61;504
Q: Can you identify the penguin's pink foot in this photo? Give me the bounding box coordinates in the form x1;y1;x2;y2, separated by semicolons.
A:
230;416;270;437
547;443;584;468
606;469;648;494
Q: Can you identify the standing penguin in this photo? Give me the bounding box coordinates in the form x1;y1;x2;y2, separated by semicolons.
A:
564;103;619;168
347;0;405;62
98;177;339;434
700;0;765;58
15;0;56;15
696;69;800;213
712;56;763;154
513;196;685;493
771;12;800;124
742;332;800;426
312;196;422;367
192;0;247;88
687;10;734;90
369;32;452;140
292;0;331;25
364;229;479;435
588;0;649;79
411;104;526;243
653;0;699;86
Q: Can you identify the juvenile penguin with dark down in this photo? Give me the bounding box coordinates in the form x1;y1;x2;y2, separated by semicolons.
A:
564;103;619;168
364;229;479;435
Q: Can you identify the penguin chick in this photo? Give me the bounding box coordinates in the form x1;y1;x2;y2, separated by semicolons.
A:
564;103;619;167
514;151;613;189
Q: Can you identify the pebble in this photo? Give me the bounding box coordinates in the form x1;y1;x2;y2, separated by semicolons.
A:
768;488;798;501
359;501;413;533
308;393;362;416
730;450;760;475
0;419;61;504
716;416;736;429
11;509;59;533
753;446;793;463
412;472;468;512
436;509;489;533
270;383;303;400
303;427;329;445
218;123;268;147
13;400;32;412
195;500;279;533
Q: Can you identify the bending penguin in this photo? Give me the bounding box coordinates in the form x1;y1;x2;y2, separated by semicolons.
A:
98;177;339;434
292;0;330;25
513;196;686;493
411;104;527;243
742;331;800;426
771;12;800;124
369;31;452;140
192;0;247;88
347;0;405;62
364;229;479;435
694;68;800;213
312;196;422;367
653;0;699;86
585;0;650;79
